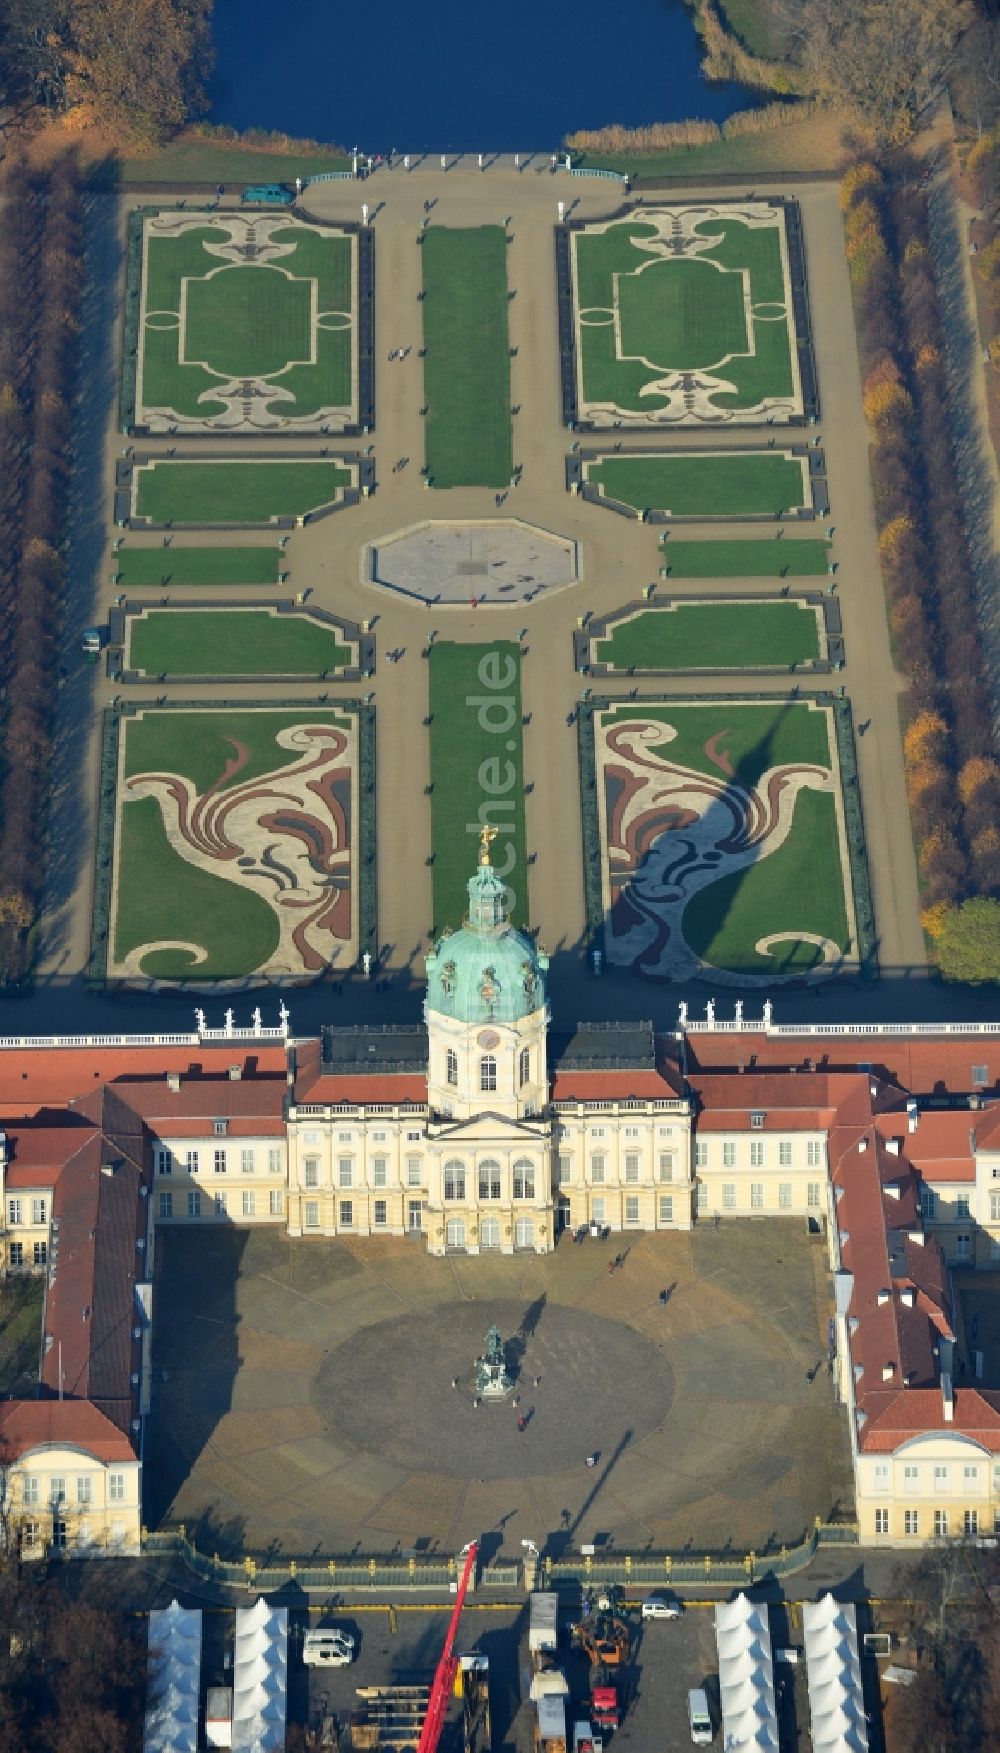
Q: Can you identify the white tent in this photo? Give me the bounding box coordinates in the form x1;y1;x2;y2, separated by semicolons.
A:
715;1594;779;1752
802;1595;869;1753
232;1597;288;1753
144;1598;202;1753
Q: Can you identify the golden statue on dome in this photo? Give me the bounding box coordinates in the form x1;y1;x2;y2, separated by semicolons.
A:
479;823;499;865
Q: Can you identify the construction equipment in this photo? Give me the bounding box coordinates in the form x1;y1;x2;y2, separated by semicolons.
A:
351;1687;428;1751
590;1683;619;1734
576;1609;630;1669
535;1695;568;1753
459;1655;491;1753
415;1543;479;1753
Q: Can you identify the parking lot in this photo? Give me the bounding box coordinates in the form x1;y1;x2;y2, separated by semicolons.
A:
193;1595;848;1752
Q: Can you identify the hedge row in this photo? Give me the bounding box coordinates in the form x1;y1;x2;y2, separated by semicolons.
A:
0;155;84;980
842;158;1000;930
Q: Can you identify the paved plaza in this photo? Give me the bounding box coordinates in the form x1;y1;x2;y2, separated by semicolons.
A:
146;1224;853;1558
364;519;580;605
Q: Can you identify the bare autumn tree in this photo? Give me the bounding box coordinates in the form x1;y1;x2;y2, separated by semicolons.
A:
781;0;972;140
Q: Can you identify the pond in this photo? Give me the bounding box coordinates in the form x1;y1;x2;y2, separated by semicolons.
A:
209;0;756;153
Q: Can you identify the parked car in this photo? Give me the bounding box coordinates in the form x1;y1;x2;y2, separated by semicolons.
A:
303;1628;356;1667
687;1687;713;1745
641;1592;683;1621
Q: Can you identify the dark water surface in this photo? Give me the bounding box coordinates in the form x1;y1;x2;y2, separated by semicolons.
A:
209;0;755;153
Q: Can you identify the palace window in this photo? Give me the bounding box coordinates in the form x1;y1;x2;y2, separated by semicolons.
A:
213;1118;228;1137
751;1183;764;1210
519;1047;531;1088
922;1188;936;1220
778;1141;793;1167
557;1153;571;1185
241;1148;255;1175
7;1200;20;1226
155;1151;171;1177
991;1192;1000;1223
159;1194;173;1219
77;1477;91;1506
8;1244;22;1267
339;1200;353;1228
624;1153;640;1184
444;1162;466;1201
696;1183;708;1211
480;1056;497;1093
625;1196;640;1226
695;1142;708;1169
269;1190;283;1217
808;1182;822;1209
213;1150;227;1175
750;1141;764;1169
957;1194;971;1218
722;1184;736;1210
109;1474;125;1504
779;1183;793;1209
406;1156;422;1187
513;1161;535;1200
479;1162;501;1201
373;1159;388;1188
338;1159;353;1189
965;1510;979;1535
33;1242;46;1267
875;1509;889;1536
446;1050;458;1087
659;1196;673;1225
591;1155;606;1185
658;1153;674;1182
31;1198;47;1225
187;1191;201;1217
268;1147;283;1175
304;1201;320;1229
304;1159;319;1189
242;1192;255;1218
723;1143;736;1169
481;1217;500;1249
934;1510;948;1538
591;1197;605;1224
215;1193;227;1216
22;1477;38;1507
446;1218;466;1250
807;1140;823;1167
374;1200;388;1227
904;1511;919;1537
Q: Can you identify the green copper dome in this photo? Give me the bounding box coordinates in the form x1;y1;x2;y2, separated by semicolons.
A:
425;836;548;1026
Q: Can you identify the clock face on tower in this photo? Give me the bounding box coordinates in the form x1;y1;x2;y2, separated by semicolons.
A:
477;1030;501;1050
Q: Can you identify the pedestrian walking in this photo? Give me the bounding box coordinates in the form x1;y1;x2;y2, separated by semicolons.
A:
517;1415;526;1433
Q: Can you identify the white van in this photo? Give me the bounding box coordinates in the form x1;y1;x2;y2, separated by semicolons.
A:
303;1628;355;1667
687;1688;713;1745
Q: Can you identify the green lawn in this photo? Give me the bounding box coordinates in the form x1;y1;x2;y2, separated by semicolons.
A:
134;460;351;524
595;601;820;670
0;1278;43;1394
618;255;748;370
421;228;513;488
587;453;807;517
116;547;282;587
660;538;830;577
140;221;353;421
428;642;528;929
122;707;345;792
574;213;795;416
115;795;279;978
119;138;350;185
682;787;850;975
601;698;832;792
129;609;352;676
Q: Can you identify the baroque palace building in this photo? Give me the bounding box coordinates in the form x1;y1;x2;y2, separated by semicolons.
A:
4;838;1000;1555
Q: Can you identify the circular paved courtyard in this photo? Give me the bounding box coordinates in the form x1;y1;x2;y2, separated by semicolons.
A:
146;1226;853;1558
311;1298;675;1478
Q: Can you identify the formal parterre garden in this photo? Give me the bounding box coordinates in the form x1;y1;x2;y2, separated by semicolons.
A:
136;213;356;431
572;202;802;425
126;609;355;677
584;451;810;517
593;601;822;672
132;458;354;524
428;642;528;930
109;706;361;983
590;697;854;983
115;546;283;587
421;227;513;488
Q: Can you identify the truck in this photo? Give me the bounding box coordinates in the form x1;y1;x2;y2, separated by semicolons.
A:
591;1683;619;1734
529;1592;559;1655
535;1695;567;1753
572;1718;597;1753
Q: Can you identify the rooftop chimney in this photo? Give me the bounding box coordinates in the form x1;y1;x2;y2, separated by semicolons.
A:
907;1099;919;1133
858;1137;868;1153
942;1373;954;1422
166;1072;181;1093
901;1288;915;1308
229;1064;242;1081
886;1139;901;1157
882;1363;895;1381
877;1288;891;1306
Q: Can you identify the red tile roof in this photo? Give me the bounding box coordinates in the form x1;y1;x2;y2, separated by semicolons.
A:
0;1044;288;1117
0;1399;135;1464
295;1073;429;1105
550;1068;679;1101
683;1031;1000;1098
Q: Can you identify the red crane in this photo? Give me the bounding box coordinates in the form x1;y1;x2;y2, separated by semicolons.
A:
416;1542;479;1753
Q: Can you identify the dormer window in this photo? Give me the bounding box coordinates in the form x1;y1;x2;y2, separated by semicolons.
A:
750;1112;765;1129
213;1118;228;1137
